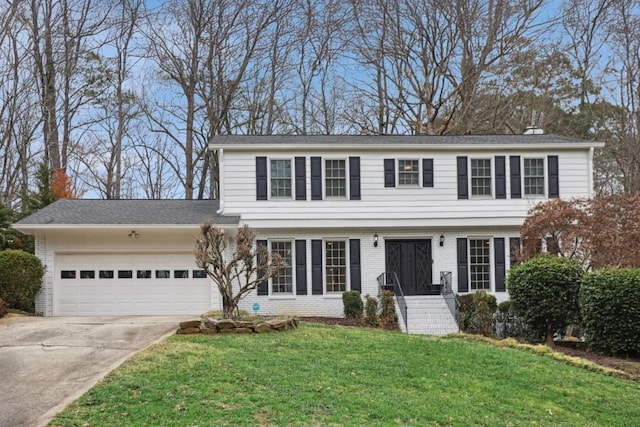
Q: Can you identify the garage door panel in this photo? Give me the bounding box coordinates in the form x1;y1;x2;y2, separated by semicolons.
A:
55;253;213;316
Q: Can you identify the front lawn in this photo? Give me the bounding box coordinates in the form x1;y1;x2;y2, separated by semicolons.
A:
51;324;639;426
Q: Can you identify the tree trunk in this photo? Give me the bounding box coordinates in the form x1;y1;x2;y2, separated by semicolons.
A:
545;320;555;346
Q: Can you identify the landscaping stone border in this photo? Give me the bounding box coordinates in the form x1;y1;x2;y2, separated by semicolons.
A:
176;317;299;335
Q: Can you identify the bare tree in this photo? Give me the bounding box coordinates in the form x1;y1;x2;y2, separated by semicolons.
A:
194;222;286;320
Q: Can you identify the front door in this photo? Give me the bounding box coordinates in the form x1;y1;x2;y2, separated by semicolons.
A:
385;239;434;295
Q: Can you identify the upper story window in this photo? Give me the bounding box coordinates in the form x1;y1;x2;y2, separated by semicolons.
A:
270;159;292;198
469;238;490;290
524;158;545;196
398;160;420;186
471;159;492;196
325;240;346;292
325;159;346;198
271;241;293;294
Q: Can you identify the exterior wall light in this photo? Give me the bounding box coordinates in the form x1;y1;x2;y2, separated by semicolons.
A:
373;233;378;247
439;234;445;247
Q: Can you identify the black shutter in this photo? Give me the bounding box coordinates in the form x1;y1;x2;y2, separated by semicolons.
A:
384;159;395;187
457;238;468;292
548;155;559;198
295;157;306;200
256;157;267;200
311;240;323;295
422;158;434;187
257;240;268;295
349;157;361;200
509;237;521;267
457;156;468;199
495;156;506;199
311;157;322;200
510;156;521;199
494;238;506;292
349;239;361;292
295;240;307;295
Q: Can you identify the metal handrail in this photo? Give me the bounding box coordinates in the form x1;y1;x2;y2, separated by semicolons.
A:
440;271;458;329
377;272;408;332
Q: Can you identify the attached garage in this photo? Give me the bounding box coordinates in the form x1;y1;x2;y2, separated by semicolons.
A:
55;252;211;316
13;199;240;316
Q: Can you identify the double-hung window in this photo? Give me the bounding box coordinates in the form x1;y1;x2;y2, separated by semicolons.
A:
271;241;293;293
469;238;490;290
398;159;420;186
325;240;346;292
471;159;492;196
270;159;292;198
524;158;545;196
325;159;346;198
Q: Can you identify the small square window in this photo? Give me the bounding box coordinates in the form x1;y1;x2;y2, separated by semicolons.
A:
80;270;95;279
99;270;114;279
61;270;76;279
118;270;133;279
137;270;152;279
192;270;207;279
155;270;170;279
174;270;189;279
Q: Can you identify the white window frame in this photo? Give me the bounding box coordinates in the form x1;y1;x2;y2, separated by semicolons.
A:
397;159;421;187
523;157;546;197
269;158;293;199
470;158;492;197
469;237;491;291
324;158;348;199
269;240;294;294
324;239;348;294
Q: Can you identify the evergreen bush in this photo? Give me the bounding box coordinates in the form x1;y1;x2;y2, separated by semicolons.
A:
580;269;640;356
364;294;379;326
342;290;363;318
0;249;44;312
507;254;583;344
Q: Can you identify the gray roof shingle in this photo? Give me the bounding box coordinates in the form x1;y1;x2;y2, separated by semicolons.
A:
209;134;602;146
15;199;238;226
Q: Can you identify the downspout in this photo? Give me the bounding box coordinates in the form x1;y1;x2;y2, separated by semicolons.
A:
588;147;595;196
216;148;224;214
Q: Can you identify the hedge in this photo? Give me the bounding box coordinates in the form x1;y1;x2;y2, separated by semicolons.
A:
580;269;640;356
0;249;44;312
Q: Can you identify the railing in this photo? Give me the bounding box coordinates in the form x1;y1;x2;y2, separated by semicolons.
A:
377;272;408;332
440;271;458;328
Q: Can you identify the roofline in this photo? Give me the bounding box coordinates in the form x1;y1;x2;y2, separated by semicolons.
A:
210;142;603;151
12;223;240;233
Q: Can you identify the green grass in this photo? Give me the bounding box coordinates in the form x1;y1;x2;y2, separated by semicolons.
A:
51;324;640;427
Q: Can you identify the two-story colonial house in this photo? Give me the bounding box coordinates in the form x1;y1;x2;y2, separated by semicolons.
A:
14;134;603;333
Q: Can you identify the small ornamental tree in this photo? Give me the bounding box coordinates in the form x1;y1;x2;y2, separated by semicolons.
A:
194;221;286;320
506;254;583;344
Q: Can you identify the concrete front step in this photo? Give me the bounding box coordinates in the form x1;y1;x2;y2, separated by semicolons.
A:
397;296;459;336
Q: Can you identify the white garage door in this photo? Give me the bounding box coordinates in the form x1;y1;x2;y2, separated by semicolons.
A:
54;253;214;316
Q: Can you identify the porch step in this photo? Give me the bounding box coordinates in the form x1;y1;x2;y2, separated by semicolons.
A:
397;296;458;336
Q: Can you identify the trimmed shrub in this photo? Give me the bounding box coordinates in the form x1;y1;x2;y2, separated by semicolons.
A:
364;294;379;326
0;249;44;312
580;269;640;356
507;254;583;344
342;290;363;318
379;290;397;323
493;301;524;339
456;292;497;336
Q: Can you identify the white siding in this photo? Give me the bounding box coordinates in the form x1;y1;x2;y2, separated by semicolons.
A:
220;148;592;228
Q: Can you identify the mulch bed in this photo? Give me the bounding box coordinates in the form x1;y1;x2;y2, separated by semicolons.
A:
298;317;640;379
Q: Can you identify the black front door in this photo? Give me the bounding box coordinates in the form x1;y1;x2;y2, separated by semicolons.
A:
385;239;434;295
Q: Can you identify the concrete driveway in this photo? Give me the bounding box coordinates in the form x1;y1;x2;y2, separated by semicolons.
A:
0;316;188;427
